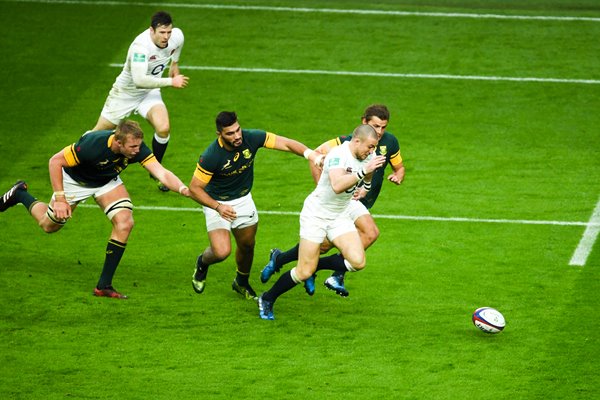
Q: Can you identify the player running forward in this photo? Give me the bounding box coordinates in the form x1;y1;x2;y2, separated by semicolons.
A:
258;124;386;320
0;120;191;299
91;11;188;192
188;111;324;301
261;104;405;297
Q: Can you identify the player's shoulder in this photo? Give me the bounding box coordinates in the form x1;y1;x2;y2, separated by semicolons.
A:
79;129;112;143
339;134;352;142
381;131;399;142
130;29;152;52
243;128;266;135
74;130;112;156
171;27;184;40
329;140;350;156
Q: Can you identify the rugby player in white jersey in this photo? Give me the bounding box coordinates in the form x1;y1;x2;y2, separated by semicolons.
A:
258;124;386;320
91;11;189;191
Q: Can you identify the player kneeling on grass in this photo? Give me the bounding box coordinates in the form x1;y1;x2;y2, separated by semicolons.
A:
258;124;386;320
0;120;190;299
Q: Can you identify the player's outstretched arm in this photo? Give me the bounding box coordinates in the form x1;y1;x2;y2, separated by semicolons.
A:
271;135;323;167
145;162;189;196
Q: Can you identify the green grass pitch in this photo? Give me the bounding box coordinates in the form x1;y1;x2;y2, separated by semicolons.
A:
1;0;599;399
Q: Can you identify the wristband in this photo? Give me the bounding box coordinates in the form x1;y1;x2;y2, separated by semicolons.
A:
215;203;222;212
54;191;65;197
314;154;325;167
178;185;188;194
355;167;366;181
303;149;314;160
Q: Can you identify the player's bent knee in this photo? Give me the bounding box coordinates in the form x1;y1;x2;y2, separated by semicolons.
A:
347;256;366;272
154;123;171;137
212;246;231;261
114;215;135;235
105;199;134;233
42;205;67;233
105;198;134;220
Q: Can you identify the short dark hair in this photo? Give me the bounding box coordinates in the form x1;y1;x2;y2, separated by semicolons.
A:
216;111;238;132
363;104;390;123
151;11;173;29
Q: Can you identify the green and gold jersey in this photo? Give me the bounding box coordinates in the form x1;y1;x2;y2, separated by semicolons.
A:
327;131;402;209
194;129;276;201
63;130;155;187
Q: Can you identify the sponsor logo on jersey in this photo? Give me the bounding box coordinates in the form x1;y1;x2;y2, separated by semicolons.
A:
149;55;157;61
222;159;232;170
233;152;240;162
329;157;340;167
97;159;110;166
133;53;146;62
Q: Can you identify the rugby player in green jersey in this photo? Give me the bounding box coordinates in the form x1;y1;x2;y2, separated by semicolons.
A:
0;120;191;299
261;104;405;297
188;111;324;301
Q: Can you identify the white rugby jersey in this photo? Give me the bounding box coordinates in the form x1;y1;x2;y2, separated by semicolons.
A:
113;27;184;93
305;141;371;217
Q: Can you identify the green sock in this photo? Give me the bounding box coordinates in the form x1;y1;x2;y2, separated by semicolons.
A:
97;239;126;289
15;190;37;211
236;270;250;286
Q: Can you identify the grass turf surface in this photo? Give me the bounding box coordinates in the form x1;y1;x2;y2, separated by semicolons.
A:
1;0;599;399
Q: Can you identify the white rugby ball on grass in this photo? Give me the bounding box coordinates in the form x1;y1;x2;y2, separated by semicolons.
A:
472;307;505;333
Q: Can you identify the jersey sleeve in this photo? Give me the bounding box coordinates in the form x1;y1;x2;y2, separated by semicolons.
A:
386;134;403;166
62;144;80;167
129;44;173;88
193;149;217;184
135;142;157;166
263;132;277;149
194;163;213;184
63;134;96;167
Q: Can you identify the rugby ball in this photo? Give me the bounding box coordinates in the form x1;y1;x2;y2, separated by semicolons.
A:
472;307;505;333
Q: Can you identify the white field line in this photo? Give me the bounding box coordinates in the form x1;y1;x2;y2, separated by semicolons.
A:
569;196;600;266
7;0;600;22
77;203;595;227
109;63;600;85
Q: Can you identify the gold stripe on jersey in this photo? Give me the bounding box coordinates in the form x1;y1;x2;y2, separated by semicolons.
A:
63;144;80;167
194;163;213;184
389;150;403;166
329;138;342;147
140;154;157;167
107;134;114;148
264;132;276;149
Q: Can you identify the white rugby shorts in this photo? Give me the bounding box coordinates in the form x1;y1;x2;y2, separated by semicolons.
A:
299;196;356;243
203;193;259;232
57;171;124;205
100;87;164;124
343;199;370;222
